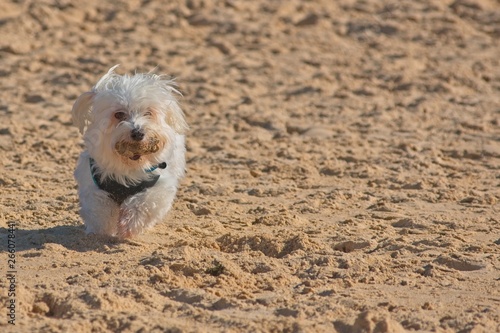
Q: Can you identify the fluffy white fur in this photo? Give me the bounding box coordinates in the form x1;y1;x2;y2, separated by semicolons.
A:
72;65;187;238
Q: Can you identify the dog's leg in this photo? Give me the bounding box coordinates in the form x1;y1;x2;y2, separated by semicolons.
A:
75;154;121;236
117;208;134;239
80;190;120;236
117;183;178;238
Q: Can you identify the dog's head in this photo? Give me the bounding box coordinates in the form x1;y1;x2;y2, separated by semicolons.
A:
72;65;187;173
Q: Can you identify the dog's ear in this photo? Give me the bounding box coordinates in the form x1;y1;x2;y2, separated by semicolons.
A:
165;100;189;134
157;79;188;134
71;91;95;134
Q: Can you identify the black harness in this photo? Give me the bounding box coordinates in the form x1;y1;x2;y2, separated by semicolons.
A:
90;158;166;205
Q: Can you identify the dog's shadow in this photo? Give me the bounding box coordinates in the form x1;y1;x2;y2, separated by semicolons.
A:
0;224;128;253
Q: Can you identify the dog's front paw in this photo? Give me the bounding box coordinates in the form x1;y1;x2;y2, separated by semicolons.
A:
117;223;133;239
117;207;143;239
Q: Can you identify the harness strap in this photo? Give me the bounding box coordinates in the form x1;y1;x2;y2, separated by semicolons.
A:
89;158;165;204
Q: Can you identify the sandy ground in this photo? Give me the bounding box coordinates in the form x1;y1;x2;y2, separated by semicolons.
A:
1;0;499;332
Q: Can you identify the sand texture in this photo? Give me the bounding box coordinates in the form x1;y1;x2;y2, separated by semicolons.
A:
1;0;500;332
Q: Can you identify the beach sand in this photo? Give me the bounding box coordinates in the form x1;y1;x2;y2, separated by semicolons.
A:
0;0;499;332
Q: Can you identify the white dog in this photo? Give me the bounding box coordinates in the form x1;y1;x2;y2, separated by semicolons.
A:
72;65;187;238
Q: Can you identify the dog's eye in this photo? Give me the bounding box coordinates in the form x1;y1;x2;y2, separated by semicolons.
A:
114;112;127;121
144;110;153;117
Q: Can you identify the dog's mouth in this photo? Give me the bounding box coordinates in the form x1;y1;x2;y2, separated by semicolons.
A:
115;137;161;161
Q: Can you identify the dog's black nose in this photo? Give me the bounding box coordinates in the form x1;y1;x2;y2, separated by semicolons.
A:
131;128;145;141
